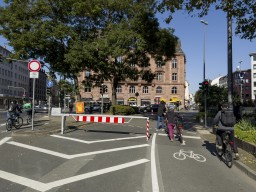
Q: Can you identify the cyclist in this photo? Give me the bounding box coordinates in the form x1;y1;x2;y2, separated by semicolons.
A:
23;101;32;120
166;105;178;141
8;100;22;119
213;103;239;159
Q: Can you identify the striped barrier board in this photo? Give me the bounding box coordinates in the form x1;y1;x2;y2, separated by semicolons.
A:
76;116;125;124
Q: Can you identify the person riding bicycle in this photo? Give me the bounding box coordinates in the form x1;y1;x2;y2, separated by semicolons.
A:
23;101;32;119
166;105;179;141
8;100;22;119
213;103;239;159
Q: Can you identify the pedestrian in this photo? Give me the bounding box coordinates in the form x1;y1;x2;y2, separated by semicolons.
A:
213;102;239;159
156;100;166;131
69;102;73;113
166;106;177;141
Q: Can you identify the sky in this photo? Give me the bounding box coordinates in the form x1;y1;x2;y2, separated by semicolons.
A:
0;2;255;95
157;9;255;95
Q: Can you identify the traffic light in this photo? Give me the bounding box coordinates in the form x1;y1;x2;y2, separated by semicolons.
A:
103;85;107;93
199;82;204;90
203;80;209;93
100;86;103;94
46;87;51;95
0;54;3;62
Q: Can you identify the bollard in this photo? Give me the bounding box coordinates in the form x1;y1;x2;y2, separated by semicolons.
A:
146;117;150;141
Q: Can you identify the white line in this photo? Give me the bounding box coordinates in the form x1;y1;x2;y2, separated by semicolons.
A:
70;144;150;158
0;159;149;192
158;133;201;139
7;141;71;159
51;134;146;144
45;159;150;191
0;137;11;146
151;133;159;192
7;141;149;159
0;170;48;191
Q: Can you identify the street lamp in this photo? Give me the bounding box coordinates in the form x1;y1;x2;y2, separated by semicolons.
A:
201;19;208;128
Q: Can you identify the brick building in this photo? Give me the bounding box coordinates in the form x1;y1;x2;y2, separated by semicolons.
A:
78;41;186;108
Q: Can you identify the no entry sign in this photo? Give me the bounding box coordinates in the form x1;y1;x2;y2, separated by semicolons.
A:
28;60;41;72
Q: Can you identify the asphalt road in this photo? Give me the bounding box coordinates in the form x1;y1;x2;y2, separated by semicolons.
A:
0;112;255;192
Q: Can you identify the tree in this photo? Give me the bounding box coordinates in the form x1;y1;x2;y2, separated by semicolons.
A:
157;0;256;40
0;0;177;104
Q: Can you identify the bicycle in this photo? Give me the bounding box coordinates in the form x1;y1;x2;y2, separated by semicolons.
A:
175;115;184;144
215;130;234;168
26;109;32;124
6;113;23;131
173;149;206;162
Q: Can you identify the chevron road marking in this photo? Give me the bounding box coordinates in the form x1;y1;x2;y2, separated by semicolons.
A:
0;137;11;146
7;141;149;159
51;134;146;144
0;159;150;192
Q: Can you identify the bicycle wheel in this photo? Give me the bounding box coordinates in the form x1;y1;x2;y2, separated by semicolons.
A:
215;138;223;157
6;118;13;131
27;116;32;124
14;117;23;129
173;152;186;160
224;144;233;168
193;154;206;162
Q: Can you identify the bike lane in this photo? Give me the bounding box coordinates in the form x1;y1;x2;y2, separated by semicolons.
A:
155;130;256;192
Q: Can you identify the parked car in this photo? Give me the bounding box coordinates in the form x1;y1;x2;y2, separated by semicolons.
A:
34;104;49;113
84;104;101;113
139;104;159;113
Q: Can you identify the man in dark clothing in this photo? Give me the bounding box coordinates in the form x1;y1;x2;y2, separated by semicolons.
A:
8;100;22;119
213;103;239;159
166;106;177;141
156;100;166;131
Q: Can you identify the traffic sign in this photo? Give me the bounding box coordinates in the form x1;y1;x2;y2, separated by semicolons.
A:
47;80;53;88
30;72;39;78
28;60;41;72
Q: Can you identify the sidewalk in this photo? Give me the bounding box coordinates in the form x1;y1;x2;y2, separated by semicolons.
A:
11;114;256;181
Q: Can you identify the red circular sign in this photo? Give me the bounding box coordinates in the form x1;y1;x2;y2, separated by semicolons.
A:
28;60;41;72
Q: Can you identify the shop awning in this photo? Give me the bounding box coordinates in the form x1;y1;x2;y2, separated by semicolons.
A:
170;97;180;103
128;97;137;101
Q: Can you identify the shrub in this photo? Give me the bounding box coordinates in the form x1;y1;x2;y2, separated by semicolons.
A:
110;105;135;115
235;119;256;145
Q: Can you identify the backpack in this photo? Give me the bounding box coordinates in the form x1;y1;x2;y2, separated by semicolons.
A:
220;110;236;127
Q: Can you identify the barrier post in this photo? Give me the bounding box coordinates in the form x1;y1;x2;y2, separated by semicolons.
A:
61;116;66;134
146;117;150;141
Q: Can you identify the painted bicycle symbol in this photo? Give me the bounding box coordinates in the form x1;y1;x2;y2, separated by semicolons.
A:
173;149;206;162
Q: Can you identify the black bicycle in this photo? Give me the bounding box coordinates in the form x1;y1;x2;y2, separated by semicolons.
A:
26;109;32;124
6;113;23;131
215;130;234;168
175;115;184;144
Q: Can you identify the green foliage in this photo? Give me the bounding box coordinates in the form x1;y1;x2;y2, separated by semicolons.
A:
158;0;256;40
235;119;256;144
110;105;135;115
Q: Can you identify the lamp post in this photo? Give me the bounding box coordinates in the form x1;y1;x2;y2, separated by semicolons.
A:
201;19;208;128
238;61;243;103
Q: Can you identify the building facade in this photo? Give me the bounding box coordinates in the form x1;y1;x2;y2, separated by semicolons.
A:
0;45;47;109
250;53;256;100
78;43;186;108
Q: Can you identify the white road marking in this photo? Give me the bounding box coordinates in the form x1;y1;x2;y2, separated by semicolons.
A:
70;144;149;158
151;133;159;192
0;159;149;192
158;133;201;139
0;137;11;146
7;141;149;159
51;134;146;144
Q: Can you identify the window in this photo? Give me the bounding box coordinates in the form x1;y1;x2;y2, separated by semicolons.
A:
254;65;256;69
116;85;122;93
172;87;177;94
156;86;162;94
156;73;163;81
85;70;90;77
254;82;256;87
172;59;177;68
253;55;256;61
84;86;91;92
130;63;135;68
129;85;135;93
142;86;149;94
254;73;256;78
172;73;177;81
156;61;162;68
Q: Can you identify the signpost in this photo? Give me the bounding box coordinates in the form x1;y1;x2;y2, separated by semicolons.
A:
28;60;41;131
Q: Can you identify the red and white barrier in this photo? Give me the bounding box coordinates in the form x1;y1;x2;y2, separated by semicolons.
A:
146;117;150;141
76;116;124;124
